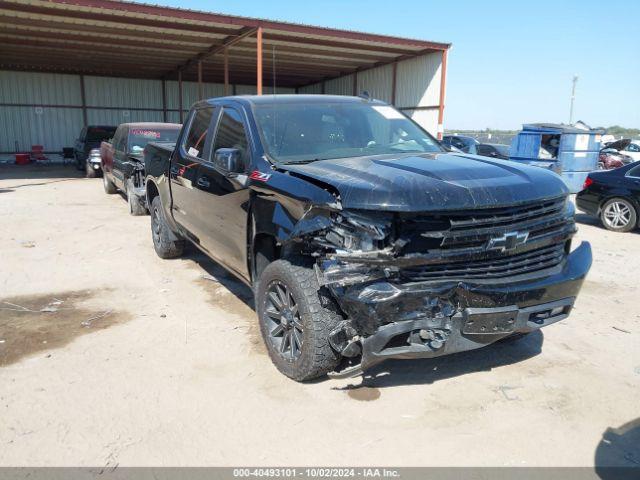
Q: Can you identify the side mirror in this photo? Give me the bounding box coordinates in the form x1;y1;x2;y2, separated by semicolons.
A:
214;148;242;174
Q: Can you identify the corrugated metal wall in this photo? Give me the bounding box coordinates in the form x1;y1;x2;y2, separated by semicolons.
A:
0;71;82;152
0;70;295;152
357;64;394;103
395;54;441;109
0;51;441;152
289;52;443;134
325;74;354;96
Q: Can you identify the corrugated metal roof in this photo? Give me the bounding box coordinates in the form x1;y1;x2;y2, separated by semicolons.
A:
0;0;450;87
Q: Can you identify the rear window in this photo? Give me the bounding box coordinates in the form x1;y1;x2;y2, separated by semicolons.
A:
128;128;180;154
86;127;116;142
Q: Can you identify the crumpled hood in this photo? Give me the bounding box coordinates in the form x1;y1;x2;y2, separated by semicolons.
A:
280;152;569;211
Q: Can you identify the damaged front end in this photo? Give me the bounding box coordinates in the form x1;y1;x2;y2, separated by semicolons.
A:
292;196;592;377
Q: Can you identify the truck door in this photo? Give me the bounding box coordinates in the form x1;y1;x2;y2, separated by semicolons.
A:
193;106;251;278
103;125;122;176
111;125;129;189
170;106;216;238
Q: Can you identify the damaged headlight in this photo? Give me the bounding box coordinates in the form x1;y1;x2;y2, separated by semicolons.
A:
325;211;391;252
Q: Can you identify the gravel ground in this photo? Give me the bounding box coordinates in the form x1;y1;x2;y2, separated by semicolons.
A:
0;165;638;468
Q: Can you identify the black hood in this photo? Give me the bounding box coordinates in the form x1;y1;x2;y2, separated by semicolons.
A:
280;152;569;212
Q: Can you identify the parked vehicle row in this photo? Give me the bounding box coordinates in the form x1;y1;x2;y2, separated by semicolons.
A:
134;94;591;382
74;125;116;175
100;122;181;215
442;135;511;159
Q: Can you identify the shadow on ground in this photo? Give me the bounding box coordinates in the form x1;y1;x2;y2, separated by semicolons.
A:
181;247;547;387
575;212;602;227
0;164;84;187
184;247;254;309
595;417;640;479
575;212;639;235
339;330;544;389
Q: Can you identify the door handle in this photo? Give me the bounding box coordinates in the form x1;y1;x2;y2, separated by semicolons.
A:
197;176;210;188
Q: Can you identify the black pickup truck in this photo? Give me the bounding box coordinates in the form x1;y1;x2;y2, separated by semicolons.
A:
145;95;592;381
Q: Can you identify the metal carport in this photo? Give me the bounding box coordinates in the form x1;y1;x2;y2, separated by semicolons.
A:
0;0;451;154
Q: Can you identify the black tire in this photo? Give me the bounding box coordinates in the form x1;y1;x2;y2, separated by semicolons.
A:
85;162;97;178
103;172;117;194
75;155;84;171
256;258;341;381
600;198;637;233
150;196;184;259
127;178;147;216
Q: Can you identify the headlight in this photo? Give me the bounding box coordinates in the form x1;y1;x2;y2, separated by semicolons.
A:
325;212;390;252
565;196;576;217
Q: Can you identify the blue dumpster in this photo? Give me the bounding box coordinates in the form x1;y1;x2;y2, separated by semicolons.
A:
509;123;604;193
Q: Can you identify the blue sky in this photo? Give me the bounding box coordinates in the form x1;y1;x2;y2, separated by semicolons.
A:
154;0;639;130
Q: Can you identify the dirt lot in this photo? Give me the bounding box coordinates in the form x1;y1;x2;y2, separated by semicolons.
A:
0;165;638;468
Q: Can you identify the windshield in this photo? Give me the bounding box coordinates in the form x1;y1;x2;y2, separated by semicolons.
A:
253;102;443;163
128;128;180;154
86;127;116;142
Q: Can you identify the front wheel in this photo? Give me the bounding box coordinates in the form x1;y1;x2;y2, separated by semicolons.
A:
256;259;341;381
86;162;97;178
600;198;637;232
127;178;147;216
103;172;117;194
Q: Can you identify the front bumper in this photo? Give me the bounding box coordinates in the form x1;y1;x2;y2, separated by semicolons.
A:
87;159;102;171
329;241;592;376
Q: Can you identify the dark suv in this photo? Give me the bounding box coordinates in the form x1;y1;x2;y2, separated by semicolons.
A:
74;125;116;173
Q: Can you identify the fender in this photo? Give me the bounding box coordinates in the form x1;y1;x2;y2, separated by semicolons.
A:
146;175;180;235
249;169;340;246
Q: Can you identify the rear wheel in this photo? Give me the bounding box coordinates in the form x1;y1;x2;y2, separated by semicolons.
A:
256;259;341;381
103;172;117;194
600;198;637;232
150;196;184;258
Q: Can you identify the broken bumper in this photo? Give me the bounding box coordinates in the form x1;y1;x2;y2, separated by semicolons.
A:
330;241;592;376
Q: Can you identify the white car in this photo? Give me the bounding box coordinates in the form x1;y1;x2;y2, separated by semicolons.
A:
604;139;640;162
622;141;640;161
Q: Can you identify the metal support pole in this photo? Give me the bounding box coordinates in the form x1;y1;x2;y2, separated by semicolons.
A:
256;26;263;95
437;49;448;140
161;78;167;122
178;70;183;123
391;62;398;106
197;60;203;100
569;75;578;125
79;74;88;126
224;47;229;96
352;71;358;96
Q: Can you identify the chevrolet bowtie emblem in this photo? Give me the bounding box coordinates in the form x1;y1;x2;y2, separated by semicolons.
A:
487;231;529;252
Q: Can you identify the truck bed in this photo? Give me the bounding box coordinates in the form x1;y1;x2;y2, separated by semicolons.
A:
144;141;175;179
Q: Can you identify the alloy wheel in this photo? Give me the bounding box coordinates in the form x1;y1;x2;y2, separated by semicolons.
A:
263;280;303;360
152;208;162;245
603;201;631;229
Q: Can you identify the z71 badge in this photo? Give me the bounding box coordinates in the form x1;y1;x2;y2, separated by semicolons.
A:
249;171;272;182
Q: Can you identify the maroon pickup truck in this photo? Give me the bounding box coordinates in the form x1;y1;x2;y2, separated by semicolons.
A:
100;122;180;215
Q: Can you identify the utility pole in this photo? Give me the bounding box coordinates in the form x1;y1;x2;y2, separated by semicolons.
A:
569;75;578;125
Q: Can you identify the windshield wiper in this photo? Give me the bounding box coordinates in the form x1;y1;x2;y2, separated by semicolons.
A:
282;158;326;165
